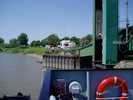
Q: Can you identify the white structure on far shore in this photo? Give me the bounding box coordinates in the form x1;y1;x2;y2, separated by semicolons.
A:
59;40;76;49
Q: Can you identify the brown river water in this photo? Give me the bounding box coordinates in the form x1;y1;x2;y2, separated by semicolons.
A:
0;53;43;100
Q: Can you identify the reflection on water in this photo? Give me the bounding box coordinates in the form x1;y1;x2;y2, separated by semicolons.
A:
0;53;42;100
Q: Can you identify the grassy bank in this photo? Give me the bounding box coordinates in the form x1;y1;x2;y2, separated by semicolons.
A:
24;47;45;55
4;47;45;55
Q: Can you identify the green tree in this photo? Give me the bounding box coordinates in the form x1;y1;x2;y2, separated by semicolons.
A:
9;38;19;47
47;34;60;46
3;43;10;48
41;38;48;47
17;33;28;46
70;36;80;47
80;34;92;47
31;40;41;47
0;37;4;48
0;37;4;44
61;37;70;40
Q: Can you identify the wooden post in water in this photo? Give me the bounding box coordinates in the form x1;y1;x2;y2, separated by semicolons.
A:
62;56;65;69
59;56;61;69
42;54;80;70
50;56;52;69
68;57;71;69
56;56;58;69
60;56;62;69
46;56;48;69
51;56;53;69
48;56;51;69
69;57;71;69
76;56;80;69
42;56;45;68
71;57;74;69
58;56;60;69
53;56;55;68
64;56;67;69
44;56;47;69
45;56;47;68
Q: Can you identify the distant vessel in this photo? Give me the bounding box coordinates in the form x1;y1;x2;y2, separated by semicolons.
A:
0;92;30;100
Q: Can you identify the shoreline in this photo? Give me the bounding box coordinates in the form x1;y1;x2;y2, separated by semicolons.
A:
26;54;45;70
0;52;43;60
26;54;42;60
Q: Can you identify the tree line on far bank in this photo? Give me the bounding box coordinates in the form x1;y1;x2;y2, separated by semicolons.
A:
0;33;92;49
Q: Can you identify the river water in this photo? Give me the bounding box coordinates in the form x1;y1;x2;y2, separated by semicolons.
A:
0;53;43;100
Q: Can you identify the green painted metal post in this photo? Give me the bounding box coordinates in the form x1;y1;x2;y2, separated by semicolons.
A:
102;0;118;65
92;0;96;62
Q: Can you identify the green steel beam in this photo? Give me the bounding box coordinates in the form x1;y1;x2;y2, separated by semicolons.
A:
102;0;118;64
92;0;96;62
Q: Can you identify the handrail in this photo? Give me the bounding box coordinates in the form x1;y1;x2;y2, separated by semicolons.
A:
63;42;93;52
113;29;133;45
127;30;133;43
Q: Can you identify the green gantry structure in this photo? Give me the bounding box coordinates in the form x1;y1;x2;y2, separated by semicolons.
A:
68;0;133;67
93;0;118;65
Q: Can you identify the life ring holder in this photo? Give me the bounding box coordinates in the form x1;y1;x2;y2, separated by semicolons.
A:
96;76;128;100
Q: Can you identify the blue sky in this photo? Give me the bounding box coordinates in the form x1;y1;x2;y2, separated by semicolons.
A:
0;0;133;43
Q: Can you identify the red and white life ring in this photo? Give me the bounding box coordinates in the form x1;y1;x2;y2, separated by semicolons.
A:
96;76;128;100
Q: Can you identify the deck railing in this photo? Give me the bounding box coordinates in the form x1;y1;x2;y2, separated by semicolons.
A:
42;54;80;69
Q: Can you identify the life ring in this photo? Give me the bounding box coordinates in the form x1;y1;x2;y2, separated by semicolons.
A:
96;76;128;100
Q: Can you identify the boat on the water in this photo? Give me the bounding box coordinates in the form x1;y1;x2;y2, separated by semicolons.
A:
0;93;30;100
